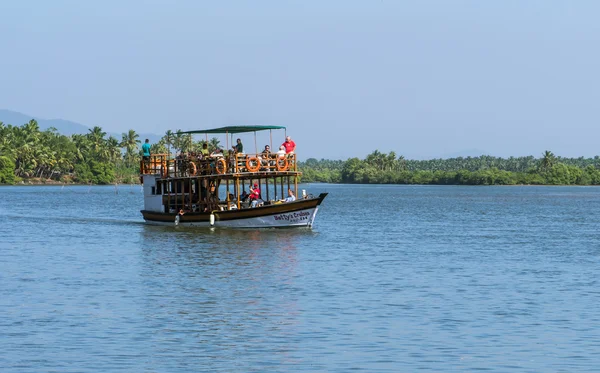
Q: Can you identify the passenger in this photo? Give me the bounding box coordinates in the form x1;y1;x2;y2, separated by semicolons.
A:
280;188;296;203
201;143;209;157
235;138;244;154
227;193;238;210
249;183;263;208
141;139;151;171
282;136;296;154
210;148;224;157
276;145;286;158
240;190;249;202
261;145;270;157
260;145;271;167
176;152;185;176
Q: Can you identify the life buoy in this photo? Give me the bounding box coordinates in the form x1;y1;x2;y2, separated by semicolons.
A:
188;162;197;176
276;156;289;171
216;158;227;174
246;156;260;172
161;161;168;178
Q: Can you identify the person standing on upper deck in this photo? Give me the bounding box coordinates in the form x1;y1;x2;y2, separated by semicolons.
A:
141;139;151;171
282;136;296;154
235;138;244;154
142;139;151;159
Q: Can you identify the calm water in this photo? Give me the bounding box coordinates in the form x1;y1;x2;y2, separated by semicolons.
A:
1;184;600;372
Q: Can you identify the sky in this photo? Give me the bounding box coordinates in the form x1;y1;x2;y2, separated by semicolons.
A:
1;0;600;160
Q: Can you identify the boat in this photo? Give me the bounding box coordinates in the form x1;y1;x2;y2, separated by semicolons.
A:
139;125;328;228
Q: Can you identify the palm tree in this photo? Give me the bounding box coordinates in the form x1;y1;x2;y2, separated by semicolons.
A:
120;129;140;167
163;130;174;157
386;151;397;171
151;139;167;155
172;130;185;154
540;150;556;171
397;155;406;170
181;134;193;153
193;139;208;153
88;126;107;154
71;134;90;162
209;137;221;152
106;136;121;163
13;120;41;177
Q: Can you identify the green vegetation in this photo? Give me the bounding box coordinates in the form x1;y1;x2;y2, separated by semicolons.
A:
299;150;600;185
2;120;599;186
0;120;220;185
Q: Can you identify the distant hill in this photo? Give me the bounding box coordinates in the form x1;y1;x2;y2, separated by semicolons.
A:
0;109;90;135
0;109;161;144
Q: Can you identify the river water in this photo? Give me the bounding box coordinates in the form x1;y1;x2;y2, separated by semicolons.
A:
1;184;599;372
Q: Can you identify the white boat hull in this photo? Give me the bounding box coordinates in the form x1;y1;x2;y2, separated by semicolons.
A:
144;206;320;228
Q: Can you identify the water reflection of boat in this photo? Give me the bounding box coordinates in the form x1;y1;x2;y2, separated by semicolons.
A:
139;125;327;228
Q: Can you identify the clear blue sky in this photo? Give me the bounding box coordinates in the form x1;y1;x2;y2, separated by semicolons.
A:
1;1;599;160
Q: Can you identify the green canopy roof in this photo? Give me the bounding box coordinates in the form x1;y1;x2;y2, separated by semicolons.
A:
181;125;286;135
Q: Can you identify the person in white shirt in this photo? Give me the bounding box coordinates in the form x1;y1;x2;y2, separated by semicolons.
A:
281;188;296;203
276;146;286;158
210;148;224;157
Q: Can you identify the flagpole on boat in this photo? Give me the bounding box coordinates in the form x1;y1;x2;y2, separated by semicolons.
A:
254;131;257;155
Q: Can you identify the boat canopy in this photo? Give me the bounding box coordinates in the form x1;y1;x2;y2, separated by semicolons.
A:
181;125;286;135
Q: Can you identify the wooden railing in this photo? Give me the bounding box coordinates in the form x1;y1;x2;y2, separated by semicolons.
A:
140;152;297;179
140;154;169;176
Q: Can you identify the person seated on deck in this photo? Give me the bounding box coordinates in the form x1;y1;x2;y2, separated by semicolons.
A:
226;194;238;210
259;145;272;168
261;145;271;157
280;188;296;203
201;143;210;157
276;145;286;158
249;183;263;208
210;148;224;158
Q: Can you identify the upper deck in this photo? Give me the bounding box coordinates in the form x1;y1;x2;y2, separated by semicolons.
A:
140;152;299;181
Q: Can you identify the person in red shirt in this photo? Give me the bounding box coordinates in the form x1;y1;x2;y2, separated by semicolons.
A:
249;183;263;207
282;136;296;154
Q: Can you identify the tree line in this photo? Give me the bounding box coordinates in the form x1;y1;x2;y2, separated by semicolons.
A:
2;120;600;186
299;150;600;185
0;120;222;184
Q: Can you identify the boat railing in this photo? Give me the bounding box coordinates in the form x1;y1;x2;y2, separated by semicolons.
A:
230;152;297;174
140;154;169;176
140;152;297;179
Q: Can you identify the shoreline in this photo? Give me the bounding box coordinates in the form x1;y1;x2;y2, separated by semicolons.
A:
3;180;600;187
